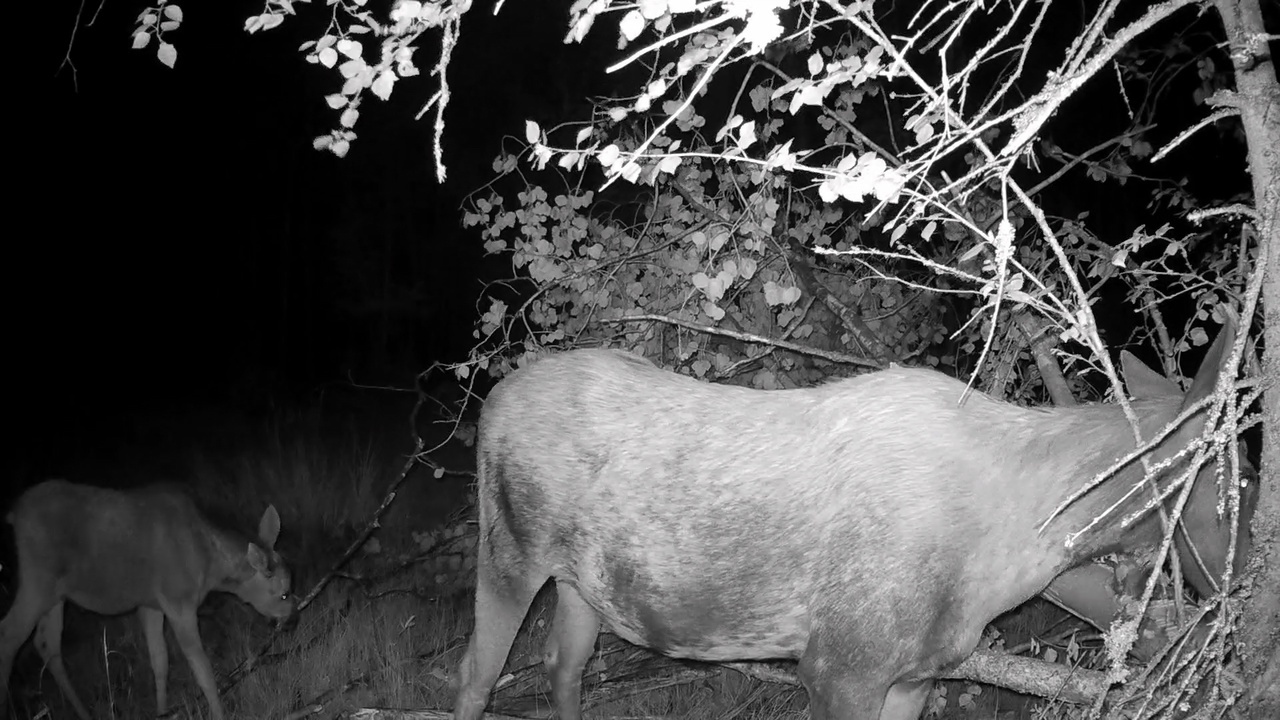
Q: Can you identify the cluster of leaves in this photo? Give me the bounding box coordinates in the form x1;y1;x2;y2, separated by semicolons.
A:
128;2;1254;371
462;98;979;390
227;0;465;165
131;1;183;68
446;3;1016;386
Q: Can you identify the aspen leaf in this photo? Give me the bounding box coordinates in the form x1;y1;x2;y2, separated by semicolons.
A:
371;70;395;100
337;39;362;60
639;0;666;19
157;42;177;68
620;11;645;41
808;52;824;76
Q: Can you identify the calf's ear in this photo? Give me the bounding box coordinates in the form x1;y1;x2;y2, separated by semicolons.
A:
259;505;282;549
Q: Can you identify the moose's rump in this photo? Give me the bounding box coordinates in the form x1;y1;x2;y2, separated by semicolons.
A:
476;350;1092;665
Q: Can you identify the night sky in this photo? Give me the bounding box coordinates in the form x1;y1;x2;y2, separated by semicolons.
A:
10;1;613;472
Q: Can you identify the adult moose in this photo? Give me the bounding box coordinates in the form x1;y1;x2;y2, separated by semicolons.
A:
453;319;1248;720
0;480;295;720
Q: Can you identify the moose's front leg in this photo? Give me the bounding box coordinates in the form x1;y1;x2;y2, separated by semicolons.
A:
140;607;170;714
165;603;226;720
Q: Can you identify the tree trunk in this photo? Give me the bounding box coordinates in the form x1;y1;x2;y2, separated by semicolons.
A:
1209;0;1280;715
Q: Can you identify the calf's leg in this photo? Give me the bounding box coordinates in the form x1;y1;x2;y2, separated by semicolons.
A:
140;607;170;714
34;602;92;720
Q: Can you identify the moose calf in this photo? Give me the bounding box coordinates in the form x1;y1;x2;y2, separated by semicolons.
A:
0;480;295;720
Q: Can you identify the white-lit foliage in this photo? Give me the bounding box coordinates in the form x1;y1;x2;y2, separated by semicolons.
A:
122;0;1252;397
131;1;184;68
125;1;1250;390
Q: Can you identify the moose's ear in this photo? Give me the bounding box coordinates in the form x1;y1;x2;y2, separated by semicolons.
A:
259;505;282;549
1182;313;1238;410
1121;351;1180;400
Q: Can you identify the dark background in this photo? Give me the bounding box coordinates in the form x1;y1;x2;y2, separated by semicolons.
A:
9;0;615;480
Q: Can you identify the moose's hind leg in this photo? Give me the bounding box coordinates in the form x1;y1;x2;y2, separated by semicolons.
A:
543;582;601;720
0;567;62;716
33;602;92;720
453;566;547;720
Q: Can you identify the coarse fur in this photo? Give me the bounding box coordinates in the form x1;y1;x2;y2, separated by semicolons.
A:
454;321;1246;720
0;480;295;720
